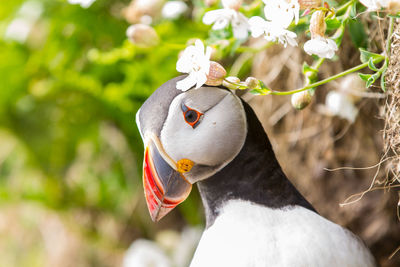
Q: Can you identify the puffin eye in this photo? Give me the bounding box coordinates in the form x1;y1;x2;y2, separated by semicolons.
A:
181;103;203;129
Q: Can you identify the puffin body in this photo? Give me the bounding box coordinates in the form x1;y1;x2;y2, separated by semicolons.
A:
191;200;374;267
136;76;376;266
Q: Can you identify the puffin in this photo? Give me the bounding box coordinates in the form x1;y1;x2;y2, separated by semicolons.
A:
135;76;377;267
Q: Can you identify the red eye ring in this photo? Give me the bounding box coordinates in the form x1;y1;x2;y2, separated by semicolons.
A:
181;104;203;129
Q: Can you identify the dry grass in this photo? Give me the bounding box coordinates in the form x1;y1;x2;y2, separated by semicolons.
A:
384;22;400;189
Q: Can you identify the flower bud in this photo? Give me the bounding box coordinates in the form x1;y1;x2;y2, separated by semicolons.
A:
338;73;366;103
222;0;242;11
291;90;313;110
126;24;159;47
205;0;218;7
245;77;260;89
123;0;164;24
325;91;357;123
309;10;326;39
223;76;241;89
206;61;227;86
162;1;188;20
298;0;321;10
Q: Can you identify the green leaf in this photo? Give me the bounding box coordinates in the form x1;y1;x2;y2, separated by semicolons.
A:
366;77;374;88
368;58;379;71
249;88;265;95
326;18;342;30
348;20;368;48
388;14;400;19
301;62;317;79
350;3;357;18
359;49;383;64
302;62;313;74
358;73;371;82
366;72;382;88
259;81;271;91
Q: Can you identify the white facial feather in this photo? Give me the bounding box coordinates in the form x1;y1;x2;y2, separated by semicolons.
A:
160;87;247;183
190;200;376;267
135;107;143;140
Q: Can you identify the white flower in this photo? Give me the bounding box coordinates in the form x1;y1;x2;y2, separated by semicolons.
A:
123;239;171;267
359;0;389;11
202;5;249;39
18;0;43;21
176;40;212;91
248;16;297;47
263;0;300;28
304;36;338;58
247;1;299;47
325;91;358;123
162;1;188;19
126;24;160;47
68;0;96;8
4;1;43;43
4;18;33;43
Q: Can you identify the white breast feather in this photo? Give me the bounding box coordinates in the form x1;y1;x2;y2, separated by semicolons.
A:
190;200;375;267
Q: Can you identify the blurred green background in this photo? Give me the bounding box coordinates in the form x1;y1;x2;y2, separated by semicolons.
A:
0;0;207;266
2;1;399;266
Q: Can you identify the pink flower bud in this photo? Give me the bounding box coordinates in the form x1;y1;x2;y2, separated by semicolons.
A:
222;0;242;11
123;0;164;24
126;24;159;47
309;10;326;39
206;61;227;86
205;0;218;7
298;0;321;10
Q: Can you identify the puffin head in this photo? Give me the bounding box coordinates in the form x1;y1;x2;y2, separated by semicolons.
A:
136;76;247;221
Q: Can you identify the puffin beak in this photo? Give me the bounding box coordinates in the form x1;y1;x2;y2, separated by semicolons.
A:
143;135;192;222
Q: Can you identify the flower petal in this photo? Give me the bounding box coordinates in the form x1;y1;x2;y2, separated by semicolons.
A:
304;37;337;59
176;57;191;73
233;23;249;39
195;72;208;89
325;91;358;123
176;74;197;91
205;46;212;61
203;9;227;25
232;12;249;39
249;16;267;38
194;39;205;54
212;18;230;30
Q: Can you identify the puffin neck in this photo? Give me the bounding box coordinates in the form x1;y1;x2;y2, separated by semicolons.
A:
197;100;315;228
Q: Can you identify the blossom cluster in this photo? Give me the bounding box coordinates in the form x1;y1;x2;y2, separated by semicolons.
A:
115;0;394;117
177;0;339;91
203;0;300;47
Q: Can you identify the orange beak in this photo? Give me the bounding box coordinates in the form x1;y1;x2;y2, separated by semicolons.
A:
143;139;192;221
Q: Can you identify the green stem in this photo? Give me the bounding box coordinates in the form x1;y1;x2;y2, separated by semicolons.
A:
298;1;354;93
312;58;325;70
270;56;385;95
336;0;356;15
